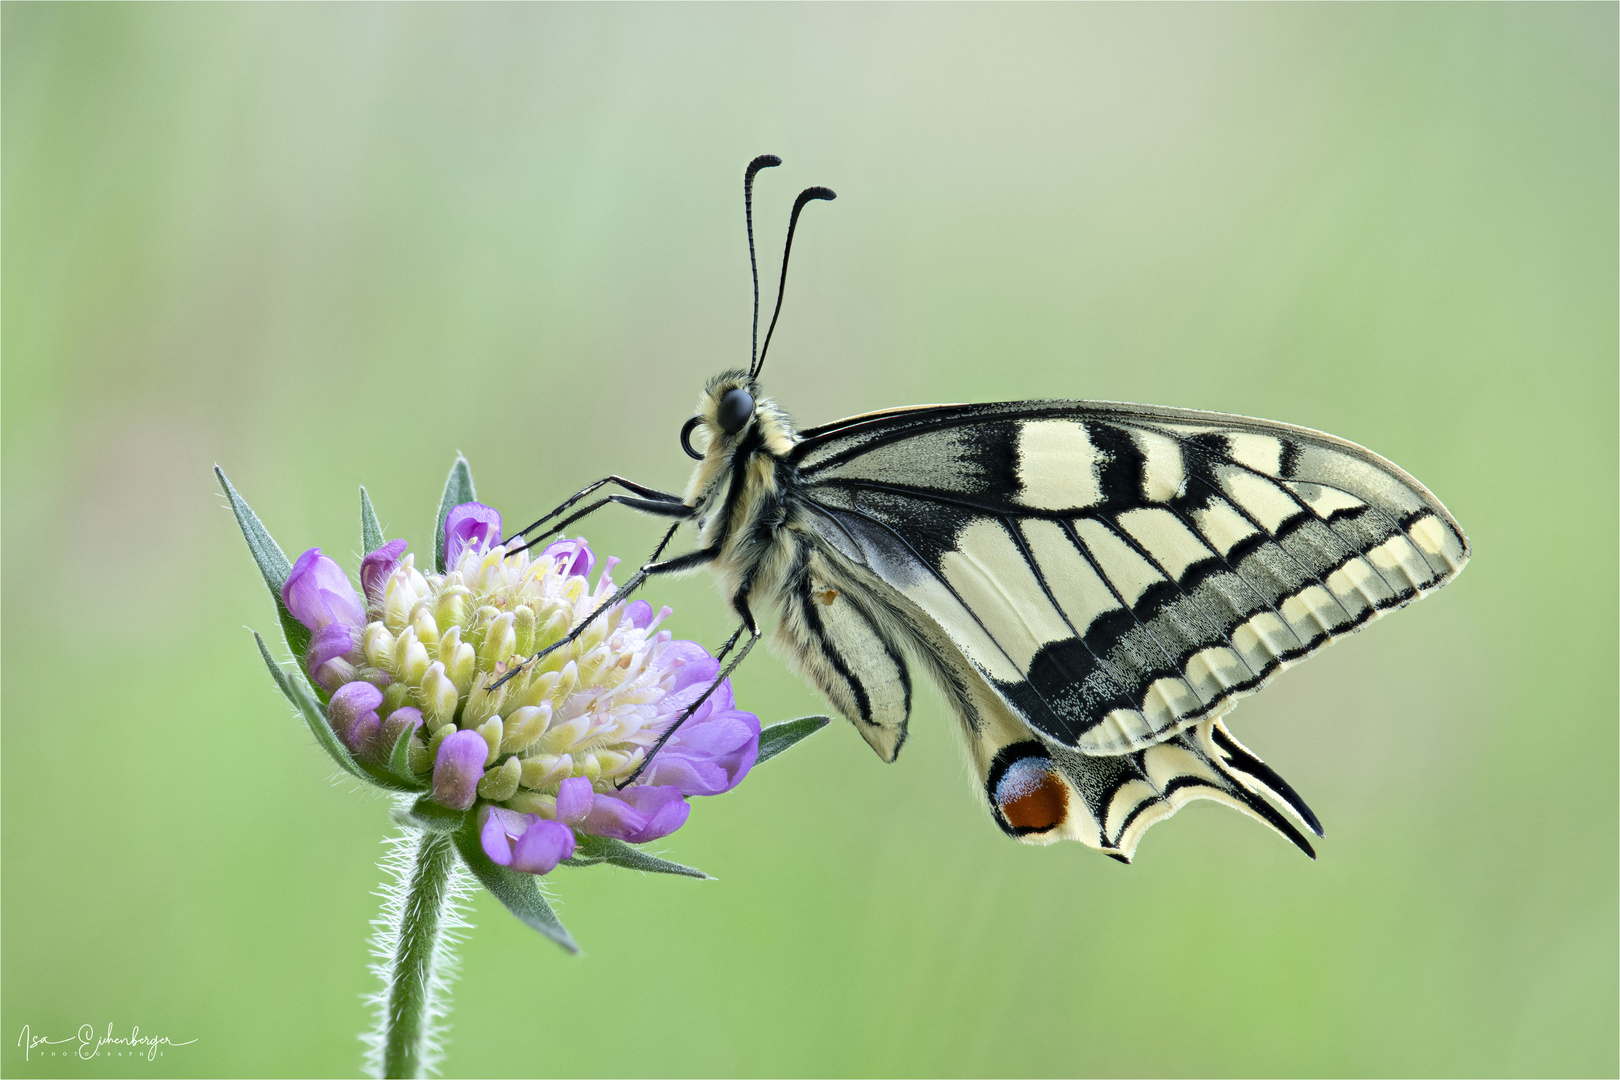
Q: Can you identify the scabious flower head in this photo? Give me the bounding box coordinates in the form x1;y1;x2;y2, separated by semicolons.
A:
279;504;759;876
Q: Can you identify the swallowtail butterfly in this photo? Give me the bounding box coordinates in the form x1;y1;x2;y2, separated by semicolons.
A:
506;156;1470;862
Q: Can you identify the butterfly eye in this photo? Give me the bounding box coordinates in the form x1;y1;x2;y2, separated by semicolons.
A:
679;415;706;460
718;388;755;434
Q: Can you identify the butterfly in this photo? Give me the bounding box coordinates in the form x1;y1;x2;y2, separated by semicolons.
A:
503;155;1470;863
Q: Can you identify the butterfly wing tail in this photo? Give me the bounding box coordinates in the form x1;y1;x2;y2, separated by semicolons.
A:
1037;717;1323;863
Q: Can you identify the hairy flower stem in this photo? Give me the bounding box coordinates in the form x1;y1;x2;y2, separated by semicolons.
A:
382;831;459;1079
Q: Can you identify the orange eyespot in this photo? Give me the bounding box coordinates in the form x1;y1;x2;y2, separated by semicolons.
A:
995;757;1068;832
814;589;839;606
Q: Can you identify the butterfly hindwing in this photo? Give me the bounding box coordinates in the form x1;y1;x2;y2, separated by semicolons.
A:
784;572;1329;861
793;401;1469;757
771;546;914;762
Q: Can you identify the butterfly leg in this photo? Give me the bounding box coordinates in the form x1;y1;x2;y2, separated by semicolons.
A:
504;475;684;546
507;493;693;556
712;624;747;663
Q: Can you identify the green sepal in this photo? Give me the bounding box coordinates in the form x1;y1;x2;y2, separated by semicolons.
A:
433;456;477;574
217;466;311;660
756;715;831;766
452;817;578;953
386;723;424;788
562;834;712;879
404;794;467;833
253;630;370;783
360;486;386;556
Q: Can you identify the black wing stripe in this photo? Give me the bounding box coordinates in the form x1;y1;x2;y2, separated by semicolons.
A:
1075;514;1215;710
1094;509;1265;694
1202;449;1430;602
1185;469;1366;636
1209;722;1323;836
816;479;1429;752
802;494;1079;727
796;584;873;723
1002;518;1132;706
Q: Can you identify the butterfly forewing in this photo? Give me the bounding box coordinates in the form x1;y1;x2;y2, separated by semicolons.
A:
791;401;1469;758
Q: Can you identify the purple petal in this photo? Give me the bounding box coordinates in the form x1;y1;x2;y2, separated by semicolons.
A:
582;785;690;843
282;549;365;633
661;641;720;695
621;600;655;630
431;729;489;811
306;623;360;690
349;714;382;759
444;502;502;566
541;538;595;578
479;805;533;866
378;707;424;758
556;776;595;825
511;819;577;875
360;539;409;604
643;694;760;796
327;681;383;753
640;755;725;797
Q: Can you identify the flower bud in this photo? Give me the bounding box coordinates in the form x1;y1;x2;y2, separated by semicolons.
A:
510;818;575;874
364;623;397;668
434;588;468;634
505;791;556;818
537;715;590;755
446;642;478;696
520;754;569;788
476;717;503;761
479;611;518;669
378;707;424;763
412;606;441;649
550;660;578;702
283;548;365;632
419;662;460;729
360;539;408;606
512;605;537;658
436;624;462;664
534;610;569;654
383;572;420;630
500;704;551;753
478;756;522;802
380;681;411;720
594;749;633;782
328;681;383;755
511;669;560;710
313;656;358;694
393;628;430;686
431;729;489;811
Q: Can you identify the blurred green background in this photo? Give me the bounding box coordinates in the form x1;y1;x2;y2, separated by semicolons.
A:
4;4;1615;1077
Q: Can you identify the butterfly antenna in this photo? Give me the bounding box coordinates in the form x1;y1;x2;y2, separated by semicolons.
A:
744;155;782;373
753;184;836;379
